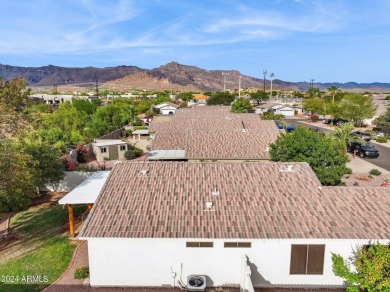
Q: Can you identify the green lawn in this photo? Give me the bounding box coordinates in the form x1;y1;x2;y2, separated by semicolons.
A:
0;204;85;291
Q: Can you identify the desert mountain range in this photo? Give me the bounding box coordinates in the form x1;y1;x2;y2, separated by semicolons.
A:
1;62;390;92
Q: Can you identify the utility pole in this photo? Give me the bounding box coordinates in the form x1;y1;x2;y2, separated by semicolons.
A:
310;78;315;89
95;78;99;99
222;72;228;91
263;70;267;92
269;72;274;100
238;74;241;99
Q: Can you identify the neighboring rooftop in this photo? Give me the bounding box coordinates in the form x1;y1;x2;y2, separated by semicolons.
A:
186;128;278;159
149;106;280;160
79;162;390;240
93;140;127;147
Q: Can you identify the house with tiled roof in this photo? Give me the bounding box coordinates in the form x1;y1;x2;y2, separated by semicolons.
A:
78;161;390;289
152;102;180;115
148;106;281;161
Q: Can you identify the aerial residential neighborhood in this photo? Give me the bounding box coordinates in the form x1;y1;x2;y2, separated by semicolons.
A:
1;1;390;292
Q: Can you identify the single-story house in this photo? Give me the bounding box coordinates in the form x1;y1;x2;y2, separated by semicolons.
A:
79;161;390;289
153;102;180;115
255;103;282;114
275;106;295;117
92;139;129;162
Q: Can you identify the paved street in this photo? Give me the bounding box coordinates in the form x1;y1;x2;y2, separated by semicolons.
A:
284;118;390;171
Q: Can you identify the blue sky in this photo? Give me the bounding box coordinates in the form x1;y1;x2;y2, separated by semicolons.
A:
0;0;389;83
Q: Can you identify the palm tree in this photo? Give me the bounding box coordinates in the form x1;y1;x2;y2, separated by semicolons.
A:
327;86;340;104
332;122;362;152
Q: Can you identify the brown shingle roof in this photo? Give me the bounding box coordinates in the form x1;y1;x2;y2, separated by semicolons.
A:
186;128;278;159
79;162;390;240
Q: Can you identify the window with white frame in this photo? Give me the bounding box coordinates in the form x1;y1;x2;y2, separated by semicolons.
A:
100;147;107;153
120;145;126;151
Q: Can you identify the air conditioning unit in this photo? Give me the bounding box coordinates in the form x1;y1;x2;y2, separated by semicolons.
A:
187;275;206;291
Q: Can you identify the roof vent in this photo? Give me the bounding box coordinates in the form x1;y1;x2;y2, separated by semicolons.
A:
265;147;270;152
212;188;219;196
225;116;232;120
140;169;149;176
279;164;294;172
241;129;248;133
205;202;213;209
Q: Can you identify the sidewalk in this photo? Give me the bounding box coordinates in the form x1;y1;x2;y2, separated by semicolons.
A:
347;153;389;175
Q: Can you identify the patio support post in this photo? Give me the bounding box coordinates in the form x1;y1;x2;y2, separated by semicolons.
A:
68;204;75;237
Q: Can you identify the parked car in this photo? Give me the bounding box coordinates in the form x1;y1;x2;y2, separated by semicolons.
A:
348;141;379;158
286;125;296;132
352;131;372;141
324;118;348;126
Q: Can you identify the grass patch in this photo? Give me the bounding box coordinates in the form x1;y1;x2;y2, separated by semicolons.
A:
0;204;85;290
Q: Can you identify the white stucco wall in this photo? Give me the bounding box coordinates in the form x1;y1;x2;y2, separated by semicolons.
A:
85;237;382;288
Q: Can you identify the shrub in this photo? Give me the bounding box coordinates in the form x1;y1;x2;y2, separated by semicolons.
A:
132;148;143;156
376;136;388;143
134;126;148;130
369;169;382;176
310;114;320;122
385;95;390;100
75;164;99;172
124;150;136;160
74;267;89;279
76;144;89;163
262;112;284;121
344;167;352;175
125;129;132;137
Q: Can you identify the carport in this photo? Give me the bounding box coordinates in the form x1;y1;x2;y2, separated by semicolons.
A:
58;171;110;237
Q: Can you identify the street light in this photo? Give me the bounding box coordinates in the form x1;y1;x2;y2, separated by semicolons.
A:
269;72;274;100
263;70;267;92
222;72;228;91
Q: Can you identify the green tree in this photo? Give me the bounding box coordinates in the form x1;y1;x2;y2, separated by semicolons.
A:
336;94;377;126
303;98;327;115
179;92;193;101
0;77;32;138
327;86;341;104
231;98;252;113
269;127;350;185
374;106;390;128
332;242;390;292
292;91;305;98
306;87;320;98
0;77;31;109
207;91;235;105
0;138;37;212
72;99;96;115
249;90;269;105
23;140;65;190
332;122;361;152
